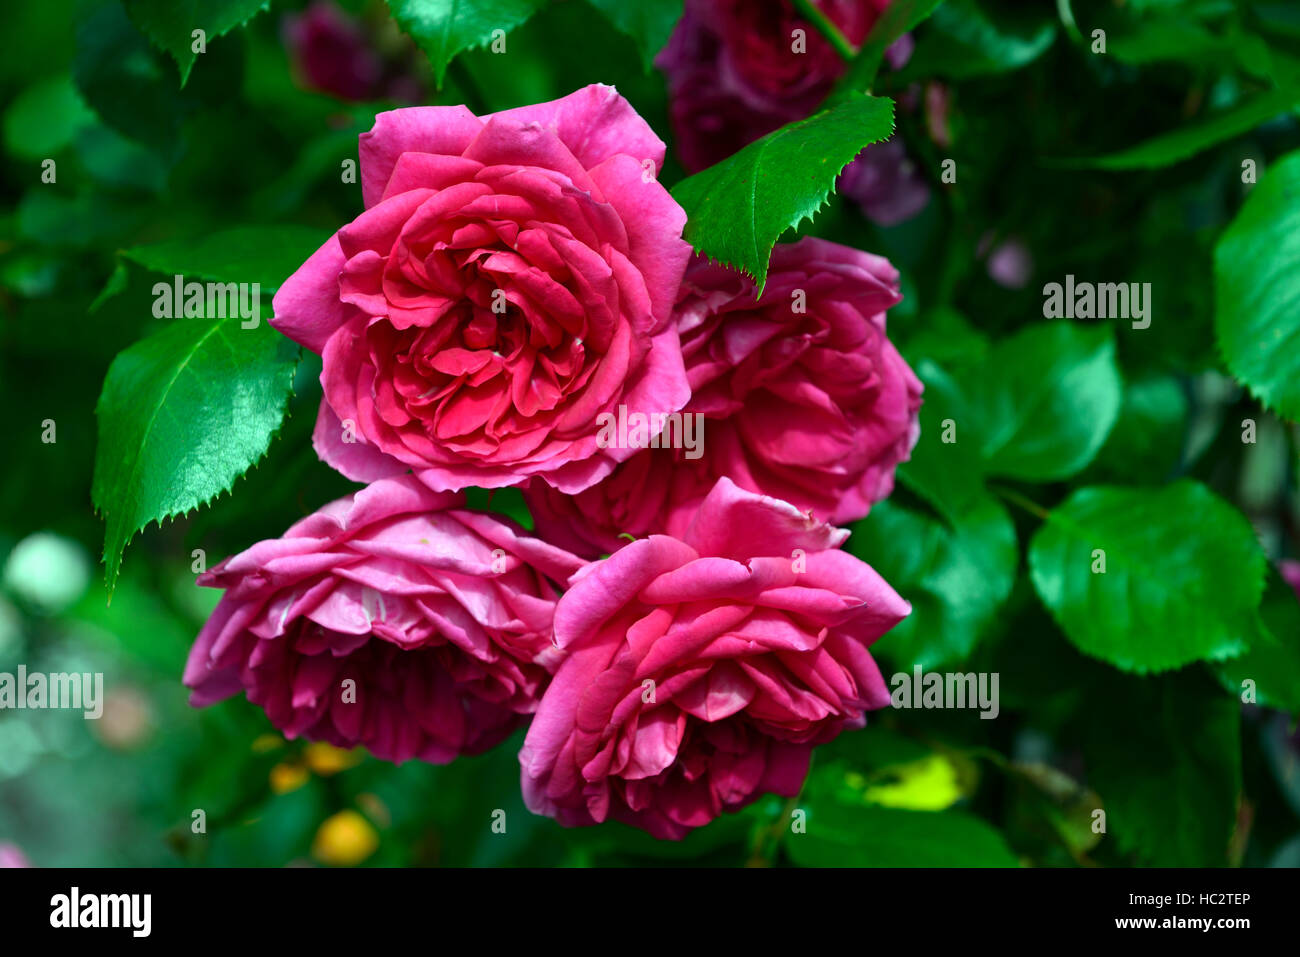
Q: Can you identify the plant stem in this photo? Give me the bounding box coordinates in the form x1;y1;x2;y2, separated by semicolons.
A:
991;485;1051;521
791;0;855;62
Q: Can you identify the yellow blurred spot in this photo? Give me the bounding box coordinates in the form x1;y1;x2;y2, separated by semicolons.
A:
251;733;284;754
270;762;309;794
304;742;363;776
312;810;379;867
863;755;963;811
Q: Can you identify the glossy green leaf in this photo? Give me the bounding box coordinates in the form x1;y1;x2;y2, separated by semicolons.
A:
1029;481;1265;673
123;0;270;86
1214;148;1300;420
584;0;682;70
122;225;333;291
1084;669;1240;866
966;322;1122;482
849;496;1017;670
895;0;1056;82
92;317;301;589
1215;565;1300;712
388;0;547;87
1066;89;1299;170
787;801;1019;867
671;92;894;291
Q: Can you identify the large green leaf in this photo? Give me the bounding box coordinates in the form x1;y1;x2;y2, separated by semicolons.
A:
1066;89;1299;170
584;0;682;70
1029;481;1266;673
849;496;1017;670
121;225;334;292
1214;148;1300;421
786;801;1019;867
123;0;270;86
1215;565;1300;712
388;0;547;87
671;92;895;291
1084;669;1240;866
966;322;1122;482
92;317;301;590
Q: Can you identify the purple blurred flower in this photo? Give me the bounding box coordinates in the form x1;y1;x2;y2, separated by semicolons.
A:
0;843;29;868
284;1;421;103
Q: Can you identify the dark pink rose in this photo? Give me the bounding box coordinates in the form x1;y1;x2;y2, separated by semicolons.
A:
284;1;387;101
1280;559;1300;597
656;0;927;226
520;477;909;839
271;85;692;494
656;0;889;171
526;237;922;557
184;476;584;764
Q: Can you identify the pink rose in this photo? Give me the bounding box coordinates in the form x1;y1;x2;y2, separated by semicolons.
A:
526;237;922;557
271;84;692;494
184;476;584;764
656;0;889;172
520;477;910;839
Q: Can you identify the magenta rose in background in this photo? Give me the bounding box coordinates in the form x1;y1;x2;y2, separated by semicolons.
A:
520;478;909;839
184;476;584;764
527;237;922;557
271;84;692;494
284;1;422;103
657;0;928;225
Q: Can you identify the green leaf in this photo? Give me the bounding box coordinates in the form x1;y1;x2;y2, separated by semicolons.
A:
833;0;946;96
123;0;270;87
965;322;1122;482
3;76;95;160
1029;481;1266;673
388;0;547;87
1063;89;1299;170
896;359;987;522
671;93;895;291
74;1;186;152
1214;565;1300;712
1214;148;1300;420
584;0;681;70
92;317;301;590
1087;375;1188;484
1084;669;1240;866
894;0;1056;82
787;801;1019;867
122;225;334;291
848;496;1017;670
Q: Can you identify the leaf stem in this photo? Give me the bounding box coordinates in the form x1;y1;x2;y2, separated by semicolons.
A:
791;0;856;62
991;485;1051;521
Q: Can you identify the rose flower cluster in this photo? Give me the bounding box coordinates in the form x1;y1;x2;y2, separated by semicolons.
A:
186;80;921;840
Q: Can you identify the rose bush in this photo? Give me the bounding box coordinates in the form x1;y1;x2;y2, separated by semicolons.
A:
520;477;910;839
526;237;923;557
184;475;584;764
270;84;693;494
